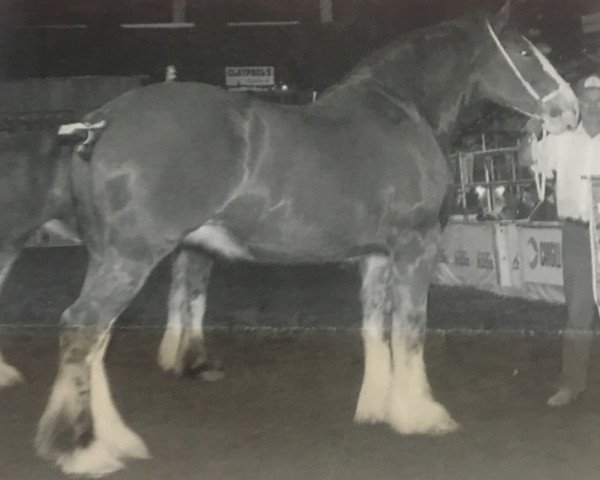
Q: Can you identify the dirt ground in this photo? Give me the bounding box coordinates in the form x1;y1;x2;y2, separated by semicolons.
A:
3;247;600;480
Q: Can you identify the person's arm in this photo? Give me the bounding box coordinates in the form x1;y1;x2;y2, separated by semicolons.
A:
517;118;543;168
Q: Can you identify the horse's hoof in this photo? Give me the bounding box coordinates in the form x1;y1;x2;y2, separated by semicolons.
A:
547;387;577;407
0;361;24;388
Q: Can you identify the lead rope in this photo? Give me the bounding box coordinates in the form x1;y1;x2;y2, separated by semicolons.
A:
531;130;547;202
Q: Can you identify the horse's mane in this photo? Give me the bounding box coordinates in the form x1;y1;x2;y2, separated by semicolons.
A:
319;11;489;99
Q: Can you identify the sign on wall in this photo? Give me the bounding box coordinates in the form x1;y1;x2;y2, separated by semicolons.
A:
225;66;275;89
587;176;600;312
518;225;563;285
436;222;498;287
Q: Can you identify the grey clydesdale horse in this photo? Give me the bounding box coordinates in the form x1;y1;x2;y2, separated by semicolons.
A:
2;6;579;477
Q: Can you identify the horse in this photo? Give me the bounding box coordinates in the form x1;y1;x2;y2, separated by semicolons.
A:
5;5;579;477
0;129;223;387
0;128;73;387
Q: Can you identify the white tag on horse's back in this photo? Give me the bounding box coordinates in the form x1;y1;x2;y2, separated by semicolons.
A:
58;123;87;136
58;120;106;137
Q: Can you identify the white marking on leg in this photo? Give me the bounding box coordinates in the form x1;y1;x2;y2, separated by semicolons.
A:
58;441;124;478
547;387;576;407
0;251;24;388
189;294;206;338
386;235;457;436
36;366;86;459
387;259;457;436
158;282;185;372
190;294;225;381
387;342;458;435
355;256;392;424
58;331;150;477
0;354;24;388
354;328;392;424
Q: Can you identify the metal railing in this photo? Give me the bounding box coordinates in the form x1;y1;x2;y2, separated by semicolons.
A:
450;142;541;219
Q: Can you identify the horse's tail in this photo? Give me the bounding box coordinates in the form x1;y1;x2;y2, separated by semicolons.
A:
57;113;108;162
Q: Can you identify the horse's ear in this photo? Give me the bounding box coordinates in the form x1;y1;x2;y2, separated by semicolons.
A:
491;2;510;32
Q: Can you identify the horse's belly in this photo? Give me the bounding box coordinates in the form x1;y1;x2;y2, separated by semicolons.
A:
182;213;378;264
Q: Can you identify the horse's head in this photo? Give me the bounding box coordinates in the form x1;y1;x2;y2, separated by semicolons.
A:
475;3;578;134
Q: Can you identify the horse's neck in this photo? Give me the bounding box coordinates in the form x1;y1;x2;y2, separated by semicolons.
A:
318;28;479;149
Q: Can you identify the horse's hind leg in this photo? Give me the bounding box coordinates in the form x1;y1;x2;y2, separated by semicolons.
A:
0;247;24;388
355;255;393;424
387;228;458;435
158;249;223;380
35;249;160;477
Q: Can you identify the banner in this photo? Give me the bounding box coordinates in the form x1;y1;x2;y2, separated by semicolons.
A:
435;222;498;287
225;66;275;88
518;225;563;285
587;176;600;312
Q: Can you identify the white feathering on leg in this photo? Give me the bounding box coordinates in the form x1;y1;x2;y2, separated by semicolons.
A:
158;286;185;372
354;332;392;424
57;332;150;477
0;356;23;388
387;343;458;435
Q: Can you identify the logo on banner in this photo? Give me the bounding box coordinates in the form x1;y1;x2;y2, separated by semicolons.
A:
437;248;449;264
512;256;520;270
476;251;494;269
454;249;470;267
527;237;539;268
526;236;562;269
520;226;563;285
540;241;562;268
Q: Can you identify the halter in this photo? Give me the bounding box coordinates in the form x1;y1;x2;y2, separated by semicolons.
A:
485;20;567;108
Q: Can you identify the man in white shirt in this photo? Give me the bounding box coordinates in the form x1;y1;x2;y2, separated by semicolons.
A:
520;74;600;406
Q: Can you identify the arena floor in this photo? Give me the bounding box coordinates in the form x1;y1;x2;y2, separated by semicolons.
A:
2;247;600;480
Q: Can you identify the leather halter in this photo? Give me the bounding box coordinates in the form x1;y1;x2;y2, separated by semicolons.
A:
485;20;568;109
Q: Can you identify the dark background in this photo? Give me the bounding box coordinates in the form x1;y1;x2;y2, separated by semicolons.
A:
0;0;598;87
0;1;598;148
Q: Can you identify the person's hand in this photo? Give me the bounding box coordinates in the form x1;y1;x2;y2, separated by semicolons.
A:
517;131;537;167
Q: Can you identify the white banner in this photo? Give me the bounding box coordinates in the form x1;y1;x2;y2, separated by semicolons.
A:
518;225;563;285
436;222;498;287
225;66;275;88
587;176;600;312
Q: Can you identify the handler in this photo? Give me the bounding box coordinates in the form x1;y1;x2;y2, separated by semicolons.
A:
519;74;600;406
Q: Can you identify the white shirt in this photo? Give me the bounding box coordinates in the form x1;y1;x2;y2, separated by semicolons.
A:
533;124;600;221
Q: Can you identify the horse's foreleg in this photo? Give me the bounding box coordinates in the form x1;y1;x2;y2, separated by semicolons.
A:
158;249;222;380
354;255;393;424
0;247;24;388
387;229;458;435
36;252;156;477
